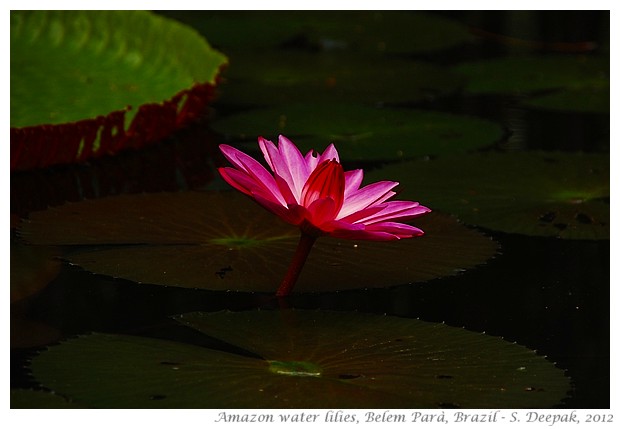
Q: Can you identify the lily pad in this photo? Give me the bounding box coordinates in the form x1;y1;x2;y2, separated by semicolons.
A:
161;11;472;54
11;317;62;349
523;87;610;113
454;55;609;113
212;104;504;162
10;10;227;170
10;241;60;303
30;310;570;408
367;151;609;239
10;389;81;409
216;52;464;106
19;191;498;293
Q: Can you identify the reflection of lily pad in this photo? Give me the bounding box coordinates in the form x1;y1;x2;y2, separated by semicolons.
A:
454;55;609;113
368;151;609;239
212;104;504;161
162;11;471;54
20;191;498;293
10;11;227;170
31;310;570;408
216;52;464;106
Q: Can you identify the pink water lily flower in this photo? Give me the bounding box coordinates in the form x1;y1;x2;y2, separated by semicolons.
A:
218;135;430;296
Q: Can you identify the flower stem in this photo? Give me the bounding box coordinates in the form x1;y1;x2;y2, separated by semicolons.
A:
275;232;317;297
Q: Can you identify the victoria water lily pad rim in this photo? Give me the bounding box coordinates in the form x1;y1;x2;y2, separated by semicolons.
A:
10;10;228;171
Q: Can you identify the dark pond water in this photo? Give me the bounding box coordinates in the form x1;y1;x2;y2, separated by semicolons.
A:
10;10;610;409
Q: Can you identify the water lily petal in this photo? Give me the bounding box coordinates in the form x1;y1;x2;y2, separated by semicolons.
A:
317;143;340;164
219;136;430;241
338;205;386;224
339;180;399;218
262;136;310;199
356;201;431;225
330;228;404;241
306;197;340;227
344;169;364;198
259;137;302;200
250;193;301;224
364;221;425;237
220;144;285;205
257;137;278;171
273;173;300;206
301;160;345;213
218;166;286;209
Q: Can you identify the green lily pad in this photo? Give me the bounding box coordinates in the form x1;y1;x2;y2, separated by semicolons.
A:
216;52;464;106
367;151;609;239
524;87;610;113
10;389;81;409
212;104;504;162
10;11;227;170
162;11;472;54
19;191;498;293
30;310;570;408
454;55;609;112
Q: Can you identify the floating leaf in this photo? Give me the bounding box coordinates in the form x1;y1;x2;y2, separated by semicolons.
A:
454;55;609;113
10;241;60;303
162;11;472;54
212;104;503;162
524;87;610;113
367;151;609;239
10;11;227;170
11;317;61;349
31;310;570;408
215;52;464;106
10;389;81;409
20;191;498;293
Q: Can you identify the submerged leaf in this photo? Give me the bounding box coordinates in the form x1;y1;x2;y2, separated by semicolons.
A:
20;191;498;293
368;151;609;239
212;104;503;162
30;310;570;408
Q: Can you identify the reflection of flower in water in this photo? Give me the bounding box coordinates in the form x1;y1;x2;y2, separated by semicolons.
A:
219;135;430;296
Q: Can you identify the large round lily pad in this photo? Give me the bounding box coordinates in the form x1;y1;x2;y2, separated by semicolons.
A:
523;87;610;114
10;240;60;303
455;55;608;94
454;55;609;113
10;11;228;170
368;151;609;239
10;389;81;409
162;11;472;54
19;191;498;293
215;52;464;106
30;310;570;408
212;104;504;162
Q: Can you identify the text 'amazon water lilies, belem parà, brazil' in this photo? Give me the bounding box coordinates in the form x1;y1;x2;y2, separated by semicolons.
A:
218;135;431;296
